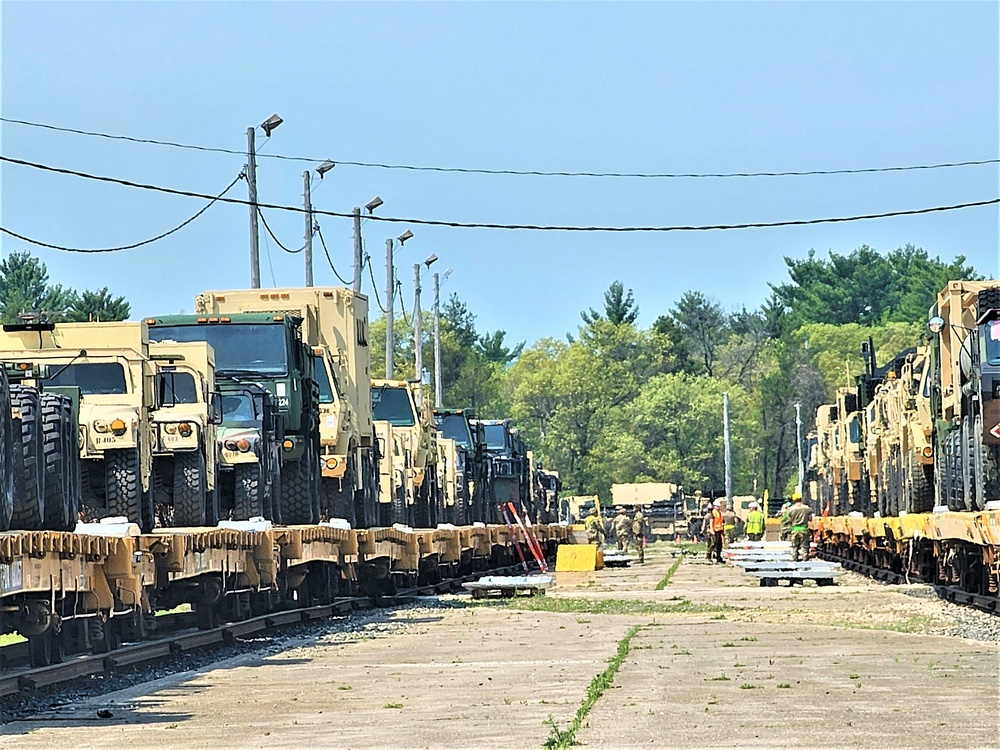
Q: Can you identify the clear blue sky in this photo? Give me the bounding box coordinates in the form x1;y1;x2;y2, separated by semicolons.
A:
2;2;997;346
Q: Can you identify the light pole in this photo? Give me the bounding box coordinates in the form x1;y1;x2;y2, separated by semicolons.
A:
305;160;336;288
795;402;804;497
247;113;282;288
358;195;383;294
414;255;437;386
434;268;452;407
385;227;412;378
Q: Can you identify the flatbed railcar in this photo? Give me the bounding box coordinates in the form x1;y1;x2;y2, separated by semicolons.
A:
0;520;570;667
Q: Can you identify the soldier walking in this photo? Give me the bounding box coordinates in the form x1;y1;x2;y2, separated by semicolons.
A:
722;503;738;548
632;505;647;563
613;506;633;553
708;501;725;563
745;502;765;542
779;497;795;542
701;508;715;561
584;506;605;547
786;493;814;562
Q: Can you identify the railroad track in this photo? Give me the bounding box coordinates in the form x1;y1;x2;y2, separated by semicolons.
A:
0;567;521;699
816;550;999;615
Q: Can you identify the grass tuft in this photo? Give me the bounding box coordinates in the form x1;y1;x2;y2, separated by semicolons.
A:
655;557;683;590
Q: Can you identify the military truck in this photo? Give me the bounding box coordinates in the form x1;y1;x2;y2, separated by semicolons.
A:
193;288;375;527
146;303;320;525
927;280;1000;511
148;340;223;527
434;408;489;524
372;379;440;527
0;321;156;531
217;383;282;521
475;418;531;522
533;466;561;524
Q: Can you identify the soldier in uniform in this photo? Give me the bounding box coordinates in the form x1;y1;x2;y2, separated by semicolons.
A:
786;493;814;562
613;506;633;553
701;507;715;561
632;505;647;563
584;506;605;546
722;502;738;548
779;497;795;542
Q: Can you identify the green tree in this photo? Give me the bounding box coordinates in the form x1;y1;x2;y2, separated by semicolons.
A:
65;287;130;322
0;251;76;323
582;280;639;326
476;330;523;365
668;291;729;376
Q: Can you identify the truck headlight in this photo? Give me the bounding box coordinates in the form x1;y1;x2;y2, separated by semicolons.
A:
110;419;127;437
178;422;193;437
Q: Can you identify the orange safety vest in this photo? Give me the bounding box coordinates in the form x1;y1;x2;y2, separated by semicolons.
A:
710;509;724;533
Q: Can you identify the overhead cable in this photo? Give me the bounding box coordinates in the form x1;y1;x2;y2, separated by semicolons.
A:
257;206;304;254
0;170;243;253
315;223;355;286
2;116;997;179
367;255;388;314
2;154;997;236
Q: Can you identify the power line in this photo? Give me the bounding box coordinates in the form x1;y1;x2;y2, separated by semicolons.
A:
257;206;304;254
2;154;997;236
315;222;355;286
3;115;997;180
367;255;388;314
0;171;243;253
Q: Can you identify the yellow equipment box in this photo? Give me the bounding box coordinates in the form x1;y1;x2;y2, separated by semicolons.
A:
556;544;604;571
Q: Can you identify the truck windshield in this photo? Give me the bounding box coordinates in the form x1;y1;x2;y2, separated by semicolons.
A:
483;423;509;450
158;371;198;404
43;362;128;395
372;386;415;426
985;321;1000;365
312;355;335;404
435;414;472;447
150;324;287;376
222;394;257;422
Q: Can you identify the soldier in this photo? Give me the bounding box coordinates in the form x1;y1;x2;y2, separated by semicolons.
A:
722;502;738;548
779;496;795;542
708;501;725;563
701;507;715;560
745;501;765;542
632;505;647;563
786;494;814;562
584;506;605;547
613;506;633;553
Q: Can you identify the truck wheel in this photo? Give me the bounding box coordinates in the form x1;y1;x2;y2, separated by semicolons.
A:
907;452;934;513
0;373;15;531
105;448;142;527
40;394;74;531
10;386;44;530
391;486;405;525
234;464;263;521
173;452;208;527
60;396;81;528
280;457;317;526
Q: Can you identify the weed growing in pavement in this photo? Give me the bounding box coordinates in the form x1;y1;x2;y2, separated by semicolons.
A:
739;684;757;690
721;642;736;647
777;683;792;689
461;596;729;617
739;636;757;641
383;703;403;709
337;685;352;690
828;615;939;633
709;675;730;681
655;557;683;590
848;674;860;679
711;614;727;620
543;625;641;750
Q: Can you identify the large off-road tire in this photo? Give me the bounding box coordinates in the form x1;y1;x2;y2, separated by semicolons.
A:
10;385;44;530
234;463;263;521
357;451;379;529
173;451;208;527
391;486;406;526
40;393;74;531
60;396;81;528
324;456;356;526
280;456;317;526
0;374;15;532
105;448;142;527
906;452;934;514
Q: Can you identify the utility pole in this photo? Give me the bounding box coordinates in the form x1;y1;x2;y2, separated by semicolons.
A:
352;207;362;293
433;272;442;407
723;392;733;508
414;263;423;382
303;171;313;287
795;402;804;496
385;239;395;378
247;127;260;288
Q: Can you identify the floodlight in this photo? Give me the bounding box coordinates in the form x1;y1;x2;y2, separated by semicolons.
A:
316;160;336;177
398;229;414;245
424;254;438;267
365;196;384;213
260;114;283;136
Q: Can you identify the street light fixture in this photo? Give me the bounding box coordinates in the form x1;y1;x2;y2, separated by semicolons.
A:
398;229;414;245
260;114;283;136
365;196;384;214
423;254;438;267
316;160;336;178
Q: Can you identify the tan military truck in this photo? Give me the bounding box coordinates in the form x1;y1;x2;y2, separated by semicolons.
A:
372;379;440;527
195;288;376;527
0;321;156;531
148;340;222;527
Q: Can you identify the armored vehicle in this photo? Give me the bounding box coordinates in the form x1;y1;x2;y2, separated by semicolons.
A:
475;418;531;522
0;321;155;531
217;383;282;521
434;408;489;524
146;305;320;525
148;340;223;527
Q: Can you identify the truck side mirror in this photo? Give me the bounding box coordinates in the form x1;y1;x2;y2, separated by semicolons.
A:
209;392;223;425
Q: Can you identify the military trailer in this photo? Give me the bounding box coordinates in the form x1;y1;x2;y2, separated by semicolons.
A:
193;288;375;527
0;321;156;531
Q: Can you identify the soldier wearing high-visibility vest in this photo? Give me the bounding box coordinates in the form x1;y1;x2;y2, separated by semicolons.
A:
745;502;765;542
584;506;605;546
722;503;738;547
708;501;725;563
